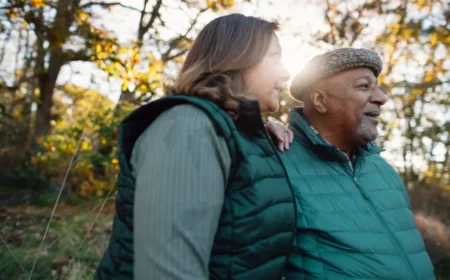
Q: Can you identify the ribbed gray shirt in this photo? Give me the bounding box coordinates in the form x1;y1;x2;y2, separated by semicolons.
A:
132;104;231;279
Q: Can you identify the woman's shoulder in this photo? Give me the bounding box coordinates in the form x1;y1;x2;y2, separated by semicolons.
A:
138;104;216;141
134;103;230;166
162;103;209;118
156;104;214;128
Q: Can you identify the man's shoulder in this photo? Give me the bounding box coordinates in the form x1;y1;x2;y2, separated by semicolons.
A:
365;152;403;178
279;139;321;170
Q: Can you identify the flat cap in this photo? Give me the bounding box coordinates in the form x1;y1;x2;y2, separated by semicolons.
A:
290;48;383;101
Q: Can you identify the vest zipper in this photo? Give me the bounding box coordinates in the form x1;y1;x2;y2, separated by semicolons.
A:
263;130;297;277
347;157;418;280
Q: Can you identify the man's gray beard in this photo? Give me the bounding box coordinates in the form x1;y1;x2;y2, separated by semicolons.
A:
357;122;378;143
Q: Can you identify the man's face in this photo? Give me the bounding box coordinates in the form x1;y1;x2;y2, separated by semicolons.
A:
322;67;388;145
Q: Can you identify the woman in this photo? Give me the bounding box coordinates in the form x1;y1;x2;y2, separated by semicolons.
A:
95;14;296;280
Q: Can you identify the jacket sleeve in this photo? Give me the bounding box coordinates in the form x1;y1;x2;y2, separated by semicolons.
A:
132;104;231;280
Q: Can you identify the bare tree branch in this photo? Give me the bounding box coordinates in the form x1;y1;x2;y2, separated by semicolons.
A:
0;28;11;65
161;7;207;62
65;50;92;62
138;0;163;42
80;1;144;13
157;12;166;27
322;0;337;45
0;4;23;10
184;7;208;36
388;80;450;91
137;0;150;43
163;49;188;62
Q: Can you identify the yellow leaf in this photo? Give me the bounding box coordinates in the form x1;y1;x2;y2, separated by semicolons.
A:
416;0;426;9
400;29;412;39
149;60;163;77
429;33;438;47
78;11;89;22
206;0;215;8
220;0;235;8
132;53;141;64
411;88;423;96
387;23;400;30
98;51;108;60
423;71;434;83
424;169;433;178
30;0;45;8
81;140;90;151
442;36;450;44
122;80;129;92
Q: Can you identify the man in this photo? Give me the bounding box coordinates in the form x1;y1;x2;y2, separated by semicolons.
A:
281;48;435;279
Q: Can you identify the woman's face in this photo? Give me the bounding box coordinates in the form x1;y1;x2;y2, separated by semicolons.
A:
242;34;290;113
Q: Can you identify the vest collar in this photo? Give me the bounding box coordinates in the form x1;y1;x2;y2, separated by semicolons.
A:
235;99;266;135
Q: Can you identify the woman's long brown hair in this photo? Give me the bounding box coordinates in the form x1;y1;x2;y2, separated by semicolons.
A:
170;14;279;119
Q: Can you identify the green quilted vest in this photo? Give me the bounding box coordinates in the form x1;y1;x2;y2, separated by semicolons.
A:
95;96;296;280
280;108;435;280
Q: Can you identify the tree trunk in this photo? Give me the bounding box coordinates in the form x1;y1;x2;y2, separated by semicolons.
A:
33;0;80;141
34;75;56;138
35;47;66;139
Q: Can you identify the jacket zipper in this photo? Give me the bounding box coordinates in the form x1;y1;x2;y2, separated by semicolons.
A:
343;156;418;280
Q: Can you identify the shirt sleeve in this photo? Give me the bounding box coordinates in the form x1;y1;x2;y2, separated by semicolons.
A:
132;104;231;280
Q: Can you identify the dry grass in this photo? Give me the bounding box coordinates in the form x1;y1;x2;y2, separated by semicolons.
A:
0;201;115;280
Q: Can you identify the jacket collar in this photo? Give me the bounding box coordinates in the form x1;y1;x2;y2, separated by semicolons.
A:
289;107;383;161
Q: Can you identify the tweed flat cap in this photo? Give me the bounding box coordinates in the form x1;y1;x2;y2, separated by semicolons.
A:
290;48;383;101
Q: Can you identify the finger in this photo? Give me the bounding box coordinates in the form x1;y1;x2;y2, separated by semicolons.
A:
276;129;285;142
278;141;284;152
284;132;289;150
266;123;285;142
288;129;294;143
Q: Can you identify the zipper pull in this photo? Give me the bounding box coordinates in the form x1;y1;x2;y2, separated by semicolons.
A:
353;177;369;199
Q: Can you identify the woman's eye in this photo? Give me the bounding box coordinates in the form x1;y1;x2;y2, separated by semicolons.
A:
271;51;281;58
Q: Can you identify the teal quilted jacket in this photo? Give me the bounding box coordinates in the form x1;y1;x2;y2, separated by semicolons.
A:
280;108;435;280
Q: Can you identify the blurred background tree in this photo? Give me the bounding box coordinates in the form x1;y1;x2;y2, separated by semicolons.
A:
0;0;247;195
0;0;448;279
267;0;449;190
0;0;447;213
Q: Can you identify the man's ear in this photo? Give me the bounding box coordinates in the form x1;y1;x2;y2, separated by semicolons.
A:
309;87;328;114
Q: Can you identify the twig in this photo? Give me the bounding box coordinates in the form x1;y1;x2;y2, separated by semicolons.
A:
42;192;117;251
0;235;25;272
60;176;118;280
27;132;85;280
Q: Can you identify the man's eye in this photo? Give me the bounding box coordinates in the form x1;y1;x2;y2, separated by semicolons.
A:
358;84;369;89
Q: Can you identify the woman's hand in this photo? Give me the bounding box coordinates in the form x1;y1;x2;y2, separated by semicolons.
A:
265;118;293;152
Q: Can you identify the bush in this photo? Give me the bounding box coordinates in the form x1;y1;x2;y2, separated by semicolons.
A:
1;165;48;191
32;119;110;198
32;104;133;198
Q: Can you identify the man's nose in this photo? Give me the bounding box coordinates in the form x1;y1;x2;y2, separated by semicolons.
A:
371;87;388;105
